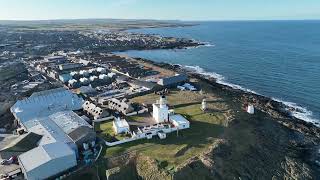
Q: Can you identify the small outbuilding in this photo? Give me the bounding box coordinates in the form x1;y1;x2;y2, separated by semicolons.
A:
169;114;190;129
112;117;130;135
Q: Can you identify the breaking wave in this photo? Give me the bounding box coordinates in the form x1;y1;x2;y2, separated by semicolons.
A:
182;65;319;126
183;65;258;94
272;98;319;125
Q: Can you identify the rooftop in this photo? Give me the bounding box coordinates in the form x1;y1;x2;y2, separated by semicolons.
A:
114;118;129;129
11;88;84;128
18;142;75;172
27;119;74;146
49;111;92;135
169;114;189;125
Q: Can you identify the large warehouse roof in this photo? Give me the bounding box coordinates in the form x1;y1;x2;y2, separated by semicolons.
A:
18;142;75;172
11;88;84;128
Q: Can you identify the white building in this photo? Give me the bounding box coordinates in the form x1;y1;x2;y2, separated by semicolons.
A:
247;105;255;114
18;142;77;180
169;114;190;129
113;117;130;134
177;83;197;91
201;99;207;111
79;70;89;77
152;96;169;123
96;67;107;74
79;78;90;86
58;63;82;71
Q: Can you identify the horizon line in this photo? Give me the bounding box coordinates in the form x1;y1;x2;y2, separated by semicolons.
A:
0;18;320;22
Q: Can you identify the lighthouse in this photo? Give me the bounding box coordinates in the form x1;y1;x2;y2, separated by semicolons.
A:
152;96;169;123
201;99;207;111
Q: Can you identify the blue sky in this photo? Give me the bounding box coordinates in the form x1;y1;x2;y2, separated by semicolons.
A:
0;0;320;21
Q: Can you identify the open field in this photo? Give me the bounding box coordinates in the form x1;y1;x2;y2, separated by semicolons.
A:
0;19;195;31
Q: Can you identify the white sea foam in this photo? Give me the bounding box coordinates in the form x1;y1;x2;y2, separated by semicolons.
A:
201;42;215;47
183;65;258;94
182;65;319;126
272;98;319;125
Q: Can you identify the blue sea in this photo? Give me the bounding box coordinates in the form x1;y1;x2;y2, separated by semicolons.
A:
122;21;320;124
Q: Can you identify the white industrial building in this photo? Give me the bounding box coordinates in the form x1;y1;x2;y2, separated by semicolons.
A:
113;117;130;134
152;96;169;123
10;88;96;179
18;142;77;180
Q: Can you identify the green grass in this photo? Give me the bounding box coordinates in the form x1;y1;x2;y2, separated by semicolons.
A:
95;121;129;142
127;115;146;122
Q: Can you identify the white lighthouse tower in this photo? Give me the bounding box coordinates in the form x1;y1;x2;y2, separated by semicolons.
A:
201;99;207;111
153;96;169;123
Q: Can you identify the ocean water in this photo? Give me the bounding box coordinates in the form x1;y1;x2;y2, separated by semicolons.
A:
122;21;320;124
